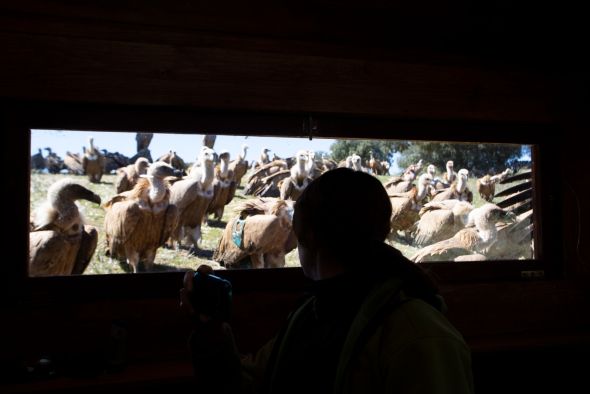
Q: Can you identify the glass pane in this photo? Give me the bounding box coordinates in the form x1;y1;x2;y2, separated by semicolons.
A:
29;129;534;276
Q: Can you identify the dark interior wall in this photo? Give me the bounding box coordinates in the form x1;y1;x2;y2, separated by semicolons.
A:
1;1;589;391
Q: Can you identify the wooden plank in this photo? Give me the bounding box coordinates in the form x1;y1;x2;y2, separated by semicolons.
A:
0;32;557;122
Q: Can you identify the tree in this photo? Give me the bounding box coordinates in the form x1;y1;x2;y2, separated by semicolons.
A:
396;142;524;177
329;140;409;165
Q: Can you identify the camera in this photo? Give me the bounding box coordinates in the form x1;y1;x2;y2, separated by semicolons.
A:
191;271;232;322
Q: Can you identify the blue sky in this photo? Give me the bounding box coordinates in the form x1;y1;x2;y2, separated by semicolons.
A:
31;129;337;165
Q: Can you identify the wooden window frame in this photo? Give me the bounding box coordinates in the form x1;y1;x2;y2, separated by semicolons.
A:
7;102;561;304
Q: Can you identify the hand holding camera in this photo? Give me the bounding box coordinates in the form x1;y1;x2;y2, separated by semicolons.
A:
180;265;232;324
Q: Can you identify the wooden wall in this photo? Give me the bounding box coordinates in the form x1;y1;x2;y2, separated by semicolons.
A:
1;1;589;392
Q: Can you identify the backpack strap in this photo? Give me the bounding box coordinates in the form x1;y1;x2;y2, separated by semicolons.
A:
333;276;408;394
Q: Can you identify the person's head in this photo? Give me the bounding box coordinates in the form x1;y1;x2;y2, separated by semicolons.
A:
293;168;392;277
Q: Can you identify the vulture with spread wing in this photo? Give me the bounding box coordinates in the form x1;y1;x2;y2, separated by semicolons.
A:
213;198;296;269
410;203;516;262
412;199;474;246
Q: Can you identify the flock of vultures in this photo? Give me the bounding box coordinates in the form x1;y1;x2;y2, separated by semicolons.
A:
29;133;534;276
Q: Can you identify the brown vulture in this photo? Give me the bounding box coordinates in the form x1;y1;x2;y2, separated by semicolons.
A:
115;157;150;194
29;179;101;276
103;162;180;273
412;199;474;247
410;203;516;262
169;147;216;252
82;137;106;183
213;198;296;269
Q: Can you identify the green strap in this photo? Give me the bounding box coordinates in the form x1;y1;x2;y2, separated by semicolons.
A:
333;277;404;394
268;297;315;393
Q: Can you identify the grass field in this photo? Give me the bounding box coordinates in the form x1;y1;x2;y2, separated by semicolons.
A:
29;171;522;275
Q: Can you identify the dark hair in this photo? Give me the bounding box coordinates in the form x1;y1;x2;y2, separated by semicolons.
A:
293;168;439;304
293;168;392;248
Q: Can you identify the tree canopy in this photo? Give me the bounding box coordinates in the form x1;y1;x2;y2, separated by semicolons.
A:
329;140;409;164
396;142;525;176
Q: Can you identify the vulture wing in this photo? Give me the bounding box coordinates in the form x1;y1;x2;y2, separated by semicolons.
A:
71;225;99;275
413;209;455;246
410;228;480;262
29;230;79;276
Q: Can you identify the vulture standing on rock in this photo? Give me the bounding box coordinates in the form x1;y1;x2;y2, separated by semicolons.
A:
213;198;296;269
29;179;101;276
115;157;150;193
169;147;216;252
103;162;180;273
410;203;516;262
83;137;106;183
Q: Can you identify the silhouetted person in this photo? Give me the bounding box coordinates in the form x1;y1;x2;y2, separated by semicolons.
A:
181;168;474;393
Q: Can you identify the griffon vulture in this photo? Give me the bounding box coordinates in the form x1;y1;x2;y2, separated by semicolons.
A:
207;150;236;220
213;198;296;269
279;150;314;201
412;199;474;246
253;148;271;169
115;157;150;193
410;203;516;262
103;162;180;273
384;166;418;194
476;168;514;202
82;137;106;183
388;173;433;240
243;159;289;196
228;144;249;187
157;150;187;173
29;179;101;276
64;151;84;175
368;151;385;175
431;169;473;203
44;148;64;174
441;160;456;186
169;147;216;252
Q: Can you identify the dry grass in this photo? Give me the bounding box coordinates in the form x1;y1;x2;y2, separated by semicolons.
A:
30;173;300;274
29;170;528;275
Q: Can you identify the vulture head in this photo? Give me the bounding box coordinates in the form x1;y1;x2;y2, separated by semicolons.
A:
468;203;516;237
33;179;101;232
350;154;362;171
49;179;101;206
142;161;180;179
296;150;309;164
458;168;469;181
134;157;150;174
427;164;436;177
418;173;433;186
446;160;454;170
